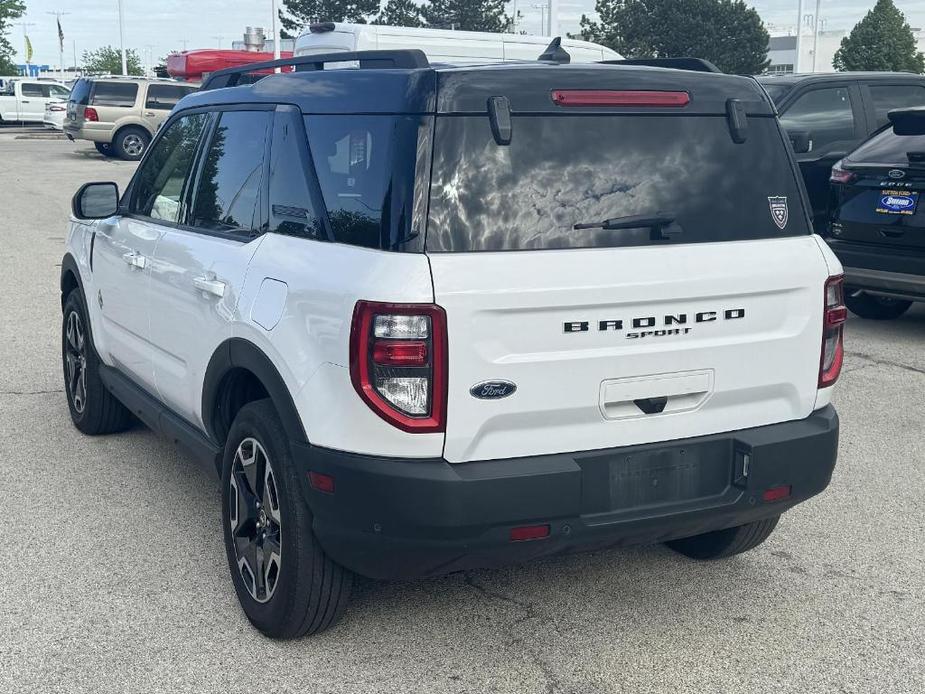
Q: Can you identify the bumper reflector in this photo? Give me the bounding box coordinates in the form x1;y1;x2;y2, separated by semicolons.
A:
309;471;335;494
762;485;791;503
510;524;551;542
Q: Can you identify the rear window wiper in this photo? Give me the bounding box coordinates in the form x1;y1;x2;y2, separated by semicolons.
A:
573;213;682;240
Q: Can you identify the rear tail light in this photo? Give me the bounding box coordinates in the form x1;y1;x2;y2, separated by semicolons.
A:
49;104;66;112
829;160;856;184
819;275;847;388
350;301;447;433
552;90;690;107
84;107;99;122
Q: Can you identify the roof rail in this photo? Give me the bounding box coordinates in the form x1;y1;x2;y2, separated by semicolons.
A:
201;49;430;91
600;57;722;74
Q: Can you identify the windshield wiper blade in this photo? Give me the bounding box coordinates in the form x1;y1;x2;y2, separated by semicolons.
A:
573;213;682;240
574;214;676;231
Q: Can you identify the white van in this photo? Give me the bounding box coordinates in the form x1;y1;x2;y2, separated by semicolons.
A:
294;22;621;63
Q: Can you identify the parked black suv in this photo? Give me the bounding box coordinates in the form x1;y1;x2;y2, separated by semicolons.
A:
758;72;925;232
827;107;925;319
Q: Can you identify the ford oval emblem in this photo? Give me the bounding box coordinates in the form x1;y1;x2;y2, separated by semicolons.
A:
888;169;905;179
470;380;517;400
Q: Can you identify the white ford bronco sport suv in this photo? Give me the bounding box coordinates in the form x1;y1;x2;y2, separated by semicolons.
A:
60;48;843;639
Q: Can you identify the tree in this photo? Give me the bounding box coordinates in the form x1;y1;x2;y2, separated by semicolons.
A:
0;0;26;75
279;0;379;37
82;45;143;76
576;0;769;75
422;0;512;32
833;0;924;73
374;0;424;27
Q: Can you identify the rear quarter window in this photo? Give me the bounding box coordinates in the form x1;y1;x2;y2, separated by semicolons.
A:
68;78;91;105
91;82;139;108
426;114;807;252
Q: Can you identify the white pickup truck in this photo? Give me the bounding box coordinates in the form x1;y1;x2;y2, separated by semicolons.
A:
0;79;70;124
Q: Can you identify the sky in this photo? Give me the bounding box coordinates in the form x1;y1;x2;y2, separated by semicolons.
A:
8;0;925;69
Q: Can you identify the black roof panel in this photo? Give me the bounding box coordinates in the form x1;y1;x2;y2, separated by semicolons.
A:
176;60;775;117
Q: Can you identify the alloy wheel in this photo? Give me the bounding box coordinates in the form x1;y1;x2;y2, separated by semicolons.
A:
64;310;87;414
123;134;145;157
229;437;282;603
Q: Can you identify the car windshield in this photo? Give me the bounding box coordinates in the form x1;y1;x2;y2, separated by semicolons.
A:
426;114;807;252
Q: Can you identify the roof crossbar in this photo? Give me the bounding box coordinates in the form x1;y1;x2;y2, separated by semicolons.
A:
201;49;430;91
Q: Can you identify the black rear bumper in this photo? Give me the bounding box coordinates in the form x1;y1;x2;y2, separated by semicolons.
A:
293;407;839;580
828;239;925;300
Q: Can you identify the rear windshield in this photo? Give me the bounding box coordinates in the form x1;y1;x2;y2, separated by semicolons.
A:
426;115;807;252
848;127;925;167
304;114;423;250
91;82;138;107
69;78;91;105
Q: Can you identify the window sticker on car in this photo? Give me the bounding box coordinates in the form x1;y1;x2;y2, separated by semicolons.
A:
768;196;788;229
876;189;918;216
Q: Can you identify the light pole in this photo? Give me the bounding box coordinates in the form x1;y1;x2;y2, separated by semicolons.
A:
212;35;224;49
531;3;547;35
270;0;281;73
811;0;822;72
144;44;155;77
794;0;805;72
117;0;127;75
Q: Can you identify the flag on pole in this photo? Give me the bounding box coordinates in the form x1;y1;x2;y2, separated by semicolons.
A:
58;17;65;52
24;35;33;63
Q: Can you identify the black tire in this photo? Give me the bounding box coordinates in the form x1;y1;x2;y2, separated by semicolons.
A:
845;290;912;321
665;516;780;560
62;289;133;435
221;399;352;639
94;142;114;156
112;126;150;161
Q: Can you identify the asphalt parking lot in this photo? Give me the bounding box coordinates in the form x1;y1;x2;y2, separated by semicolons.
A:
1;130;924;694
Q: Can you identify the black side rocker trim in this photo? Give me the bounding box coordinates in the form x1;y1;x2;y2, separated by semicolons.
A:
98;365;222;472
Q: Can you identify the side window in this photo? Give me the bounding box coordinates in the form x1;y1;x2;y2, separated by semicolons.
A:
779;87;855;154
91;82;139;108
145;84;193;111
21;83;43;97
268;113;326;240
130;113;209;223
49;84;71;98
189;110;271;235
869;84;925;127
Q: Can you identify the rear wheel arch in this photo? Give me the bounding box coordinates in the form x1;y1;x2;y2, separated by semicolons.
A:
202;339;308;449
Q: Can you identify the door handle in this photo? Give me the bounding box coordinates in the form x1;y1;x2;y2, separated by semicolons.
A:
21;100;30;103
144;111;156;117
193;276;226;298
122;251;147;269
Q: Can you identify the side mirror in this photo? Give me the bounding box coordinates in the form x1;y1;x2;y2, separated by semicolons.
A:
787;129;812;154
72;182;120;219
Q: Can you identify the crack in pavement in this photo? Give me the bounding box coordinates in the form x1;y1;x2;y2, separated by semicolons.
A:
464;573;566;694
845;351;925;377
0;389;64;396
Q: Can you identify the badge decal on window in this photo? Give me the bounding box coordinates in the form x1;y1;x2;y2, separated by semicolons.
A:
768;196;789;230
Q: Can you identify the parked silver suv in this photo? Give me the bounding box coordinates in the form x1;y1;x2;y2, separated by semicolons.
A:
64;77;198;160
